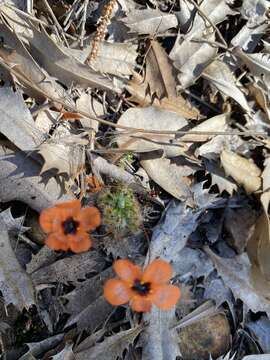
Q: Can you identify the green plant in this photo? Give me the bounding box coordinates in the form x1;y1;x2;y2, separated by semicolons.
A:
98;185;141;237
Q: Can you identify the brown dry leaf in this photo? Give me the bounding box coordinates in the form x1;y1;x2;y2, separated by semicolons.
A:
140;157;195;204
75;326;142;360
145;39;177;99
126;39;200;119
0;220;36;311
220;150;261;193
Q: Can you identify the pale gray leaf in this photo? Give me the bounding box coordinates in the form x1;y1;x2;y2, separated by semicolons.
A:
0;87;45;150
122;9;178;35
148;201;200;262
0;147;72;212
170;30;217;88
246;316;270;353
142;308;181;360
205;248;270;316
75;326;142;360
117;106;187;157
203;60;250;112
0;207;29;234
140;158;194;204
20;334;64;360
31;251;105;285
0;220;35;311
242;356;270;360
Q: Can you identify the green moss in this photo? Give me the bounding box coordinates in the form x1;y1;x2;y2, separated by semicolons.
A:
98;186;141;237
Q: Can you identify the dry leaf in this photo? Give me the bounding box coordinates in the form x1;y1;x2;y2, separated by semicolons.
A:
31;251;105;285
122;9;178;35
203;60;250;112
140;157;195;203
220;150;261;193
0;220;35;311
180;113;230;144
0;147;72;212
75;326;142;360
142;307;181;360
0;87;44;150
205;247;270;316
117;106;188;156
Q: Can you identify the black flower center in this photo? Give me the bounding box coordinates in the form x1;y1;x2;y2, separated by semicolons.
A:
62;217;79;235
132;279;151;296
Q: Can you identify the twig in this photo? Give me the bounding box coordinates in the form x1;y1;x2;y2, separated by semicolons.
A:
0;59;267;138
187;0;228;47
41;0;69;47
79;0;89;48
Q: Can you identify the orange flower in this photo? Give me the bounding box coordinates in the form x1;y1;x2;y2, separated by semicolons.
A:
39;200;101;253
104;259;181;312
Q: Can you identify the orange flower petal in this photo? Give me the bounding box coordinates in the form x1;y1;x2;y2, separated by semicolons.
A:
68;232;92;253
77;207;101;231
104;279;132;305
46;233;69;251
151;284;181;310
130;296;152;312
39;207;62;233
114;259;142;284
142;259;173;284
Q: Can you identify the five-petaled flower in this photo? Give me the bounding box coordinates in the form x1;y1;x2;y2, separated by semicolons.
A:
39;200;101;253
104;259;180;312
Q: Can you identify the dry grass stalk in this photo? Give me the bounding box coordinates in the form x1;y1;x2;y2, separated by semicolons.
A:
86;0;117;65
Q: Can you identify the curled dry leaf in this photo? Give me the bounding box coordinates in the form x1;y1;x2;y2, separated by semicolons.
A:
220;150;261;193
0;220;35;311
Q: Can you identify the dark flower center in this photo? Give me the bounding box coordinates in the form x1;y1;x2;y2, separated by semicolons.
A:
132;279;151;296
62;217;79;235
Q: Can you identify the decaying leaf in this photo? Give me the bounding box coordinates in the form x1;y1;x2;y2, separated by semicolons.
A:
0;220;35;311
220;150;261;193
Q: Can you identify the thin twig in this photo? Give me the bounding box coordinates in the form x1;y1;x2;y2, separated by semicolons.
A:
187;0;228;47
0;59;267;138
41;0;69;47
